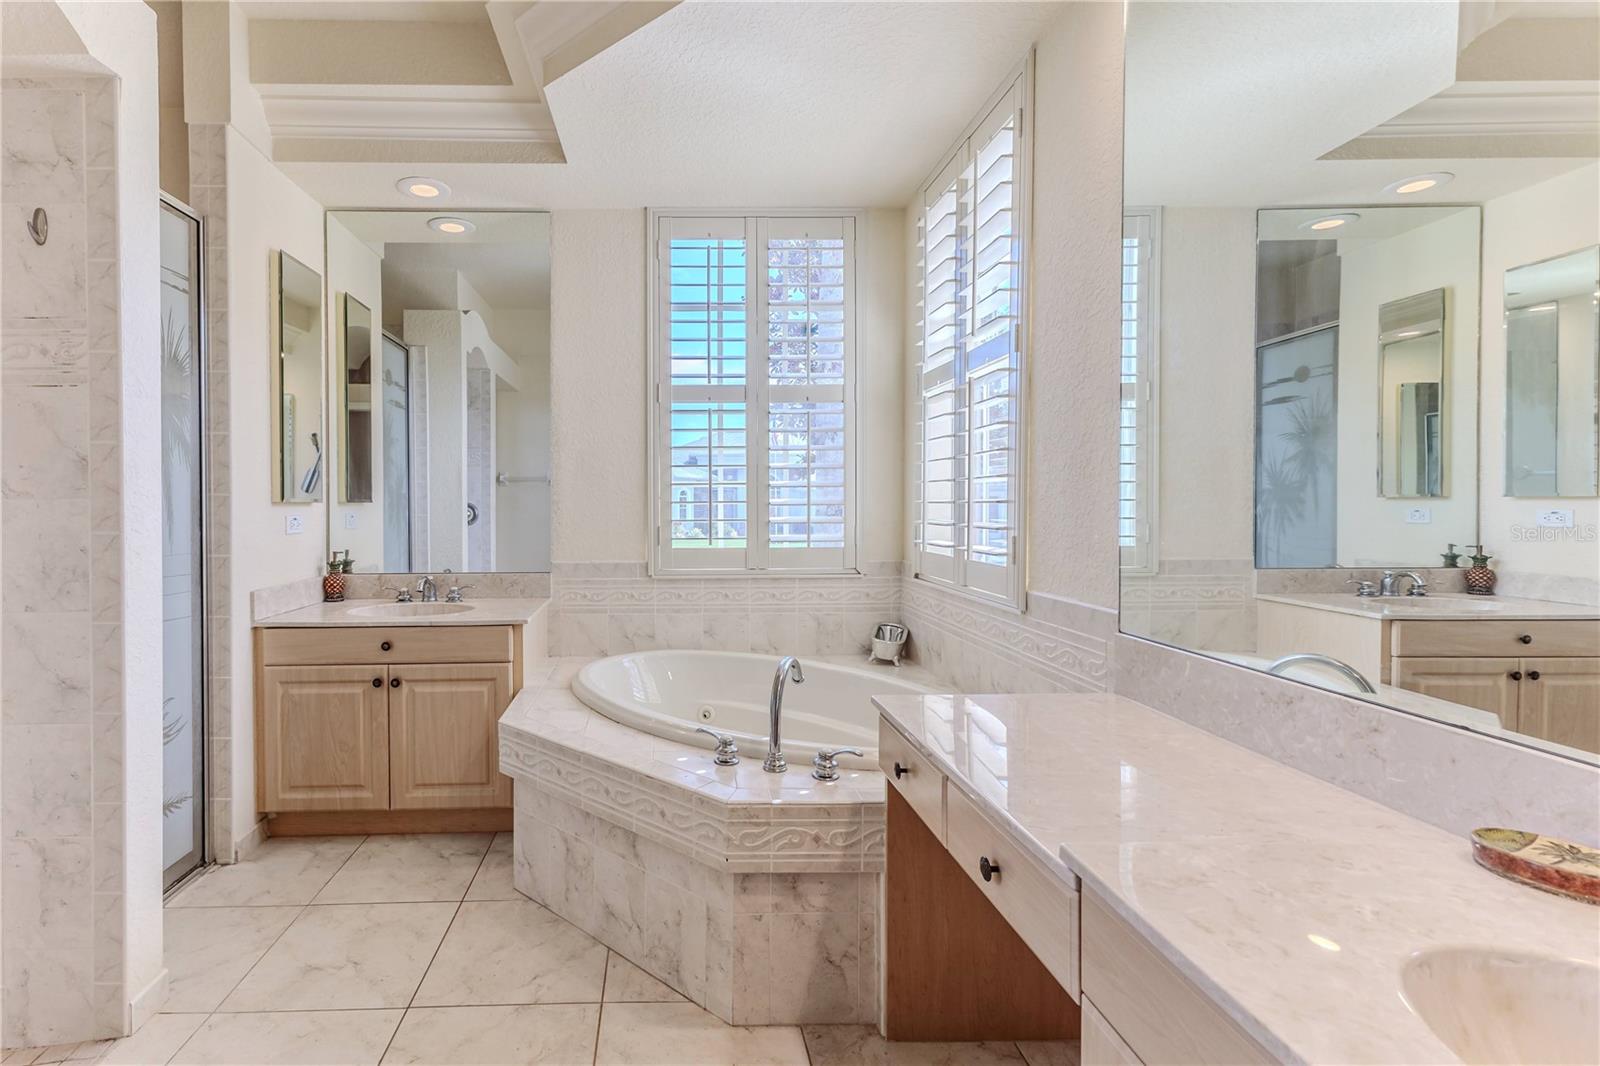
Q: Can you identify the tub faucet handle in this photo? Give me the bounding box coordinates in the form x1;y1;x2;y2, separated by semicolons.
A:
694;727;740;766
811;747;865;782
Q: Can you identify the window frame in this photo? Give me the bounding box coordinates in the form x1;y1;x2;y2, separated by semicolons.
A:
911;58;1033;610
647;208;864;577
1120;206;1162;576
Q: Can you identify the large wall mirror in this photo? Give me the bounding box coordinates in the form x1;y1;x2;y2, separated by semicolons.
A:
272;250;325;503
325;211;552;573
1120;0;1600;764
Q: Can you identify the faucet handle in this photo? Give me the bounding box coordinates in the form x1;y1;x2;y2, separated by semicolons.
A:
382;584;413;603
445;583;475;603
1347;579;1379;598
811;747;865;782
694;727;740;766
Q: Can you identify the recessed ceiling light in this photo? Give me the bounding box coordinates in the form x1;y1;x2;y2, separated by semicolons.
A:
1300;213;1360;232
428;216;475;235
1384;172;1454;196
397;176;449;199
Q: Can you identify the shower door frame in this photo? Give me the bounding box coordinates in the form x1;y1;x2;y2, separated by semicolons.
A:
160;193;211;893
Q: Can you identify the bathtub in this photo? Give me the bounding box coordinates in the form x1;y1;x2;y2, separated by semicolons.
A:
572;651;932;769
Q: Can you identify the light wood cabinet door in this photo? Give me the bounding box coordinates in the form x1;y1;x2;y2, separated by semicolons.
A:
388;662;514;809
1082;996;1144;1066
260;665;390;811
1517;658;1600;755
1392;657;1521;727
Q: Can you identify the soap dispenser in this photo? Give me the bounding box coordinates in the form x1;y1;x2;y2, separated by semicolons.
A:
1463;546;1496;596
1441;543;1460;568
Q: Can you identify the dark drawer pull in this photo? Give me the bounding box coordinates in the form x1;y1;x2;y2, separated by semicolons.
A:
979;856;1000;883
380;641;393;651
371;677;383;688
1528;670;1541;681
390;677;401;688
1519;634;1533;645
1509;670;1523;681
893;761;909;779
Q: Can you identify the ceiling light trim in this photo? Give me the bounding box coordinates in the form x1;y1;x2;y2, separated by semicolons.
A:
397;176;450;199
428;216;476;235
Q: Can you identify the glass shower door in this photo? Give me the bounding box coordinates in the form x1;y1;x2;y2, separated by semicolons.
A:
161;199;206;889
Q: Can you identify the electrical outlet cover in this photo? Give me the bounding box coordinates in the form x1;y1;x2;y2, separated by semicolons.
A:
344;512;358;530
1536;509;1575;528
285;514;304;535
1405;507;1431;524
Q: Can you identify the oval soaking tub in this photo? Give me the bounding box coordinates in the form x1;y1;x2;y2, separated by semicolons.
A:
573;650;932;769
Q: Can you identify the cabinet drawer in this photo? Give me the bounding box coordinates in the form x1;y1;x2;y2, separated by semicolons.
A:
945;783;1080;998
1082;996;1143;1066
261;625;514;666
1391;619;1600;658
879;720;945;842
1082;890;1270;1065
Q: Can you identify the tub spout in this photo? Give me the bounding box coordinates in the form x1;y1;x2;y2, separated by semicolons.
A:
765;656;804;773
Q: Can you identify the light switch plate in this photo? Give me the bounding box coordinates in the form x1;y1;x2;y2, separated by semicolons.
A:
344;512;358;530
1536;509;1575;528
1405;507;1431;524
285;514;304;535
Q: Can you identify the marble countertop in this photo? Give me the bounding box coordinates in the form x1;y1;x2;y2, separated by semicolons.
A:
874;691;1600;1065
1257;591;1600;621
257;597;549;627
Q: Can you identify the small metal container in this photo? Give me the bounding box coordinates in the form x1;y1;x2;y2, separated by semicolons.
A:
869;623;908;666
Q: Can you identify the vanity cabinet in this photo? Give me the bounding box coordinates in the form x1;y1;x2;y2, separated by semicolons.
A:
256;624;521;829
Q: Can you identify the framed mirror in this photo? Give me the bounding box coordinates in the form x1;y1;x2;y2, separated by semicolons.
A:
271;250;324;503
324;210;551;573
340;294;375;503
1120;0;1600;766
1505;246;1600;497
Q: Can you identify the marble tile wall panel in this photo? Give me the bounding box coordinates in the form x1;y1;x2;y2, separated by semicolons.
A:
1120;557;1255;654
341;572;551;601
549;561;901;657
1493;568;1599;608
2;77;125;1045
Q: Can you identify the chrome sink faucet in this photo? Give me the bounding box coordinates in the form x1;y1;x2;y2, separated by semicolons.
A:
765;656;805;773
416;575;439;602
1379;570;1429;597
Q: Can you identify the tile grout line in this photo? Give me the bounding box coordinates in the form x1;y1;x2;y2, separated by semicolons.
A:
591;950;611;1066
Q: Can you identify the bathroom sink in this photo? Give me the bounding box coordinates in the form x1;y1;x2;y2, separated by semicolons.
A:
1381;597;1504;614
1400;947;1599;1064
348;602;475;618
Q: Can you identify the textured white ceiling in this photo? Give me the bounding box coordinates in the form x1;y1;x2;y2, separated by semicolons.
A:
332;210;551;310
281;0;1061;208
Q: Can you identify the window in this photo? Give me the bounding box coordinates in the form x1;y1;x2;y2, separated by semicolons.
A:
912;69;1029;605
650;213;857;574
1120;208;1160;574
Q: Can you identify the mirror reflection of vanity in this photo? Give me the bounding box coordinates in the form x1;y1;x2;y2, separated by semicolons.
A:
323;211;552;575
1120;1;1600;762
271;251;326;503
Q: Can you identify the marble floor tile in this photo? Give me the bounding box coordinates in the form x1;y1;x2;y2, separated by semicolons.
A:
381;1004;599;1065
219;903;456;1012
1017;1040;1081;1066
463;833;520;901
165;837;361;907
595;1002;807;1066
161;906;300;1012
412;900;607;1007
802;1025;1029;1065
169;1010;403;1066
95;1014;207;1066
603;952;684;1003
313;834;493;904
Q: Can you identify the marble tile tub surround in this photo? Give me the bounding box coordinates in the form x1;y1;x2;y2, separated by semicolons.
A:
1115;634;1600;843
499;657;933;1025
2;77;129;1045
876;690;1600;1066
550;560;902;657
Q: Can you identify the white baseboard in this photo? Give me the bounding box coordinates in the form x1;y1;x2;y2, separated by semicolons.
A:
127;967;169;1034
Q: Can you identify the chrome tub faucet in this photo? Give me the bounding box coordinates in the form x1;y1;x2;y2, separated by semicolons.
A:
765;656;805;773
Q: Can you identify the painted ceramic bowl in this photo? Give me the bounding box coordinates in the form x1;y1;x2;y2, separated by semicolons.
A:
1471;828;1600;905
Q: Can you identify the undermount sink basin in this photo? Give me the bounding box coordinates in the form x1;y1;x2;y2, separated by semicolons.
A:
1401;947;1600;1064
348;602;475;618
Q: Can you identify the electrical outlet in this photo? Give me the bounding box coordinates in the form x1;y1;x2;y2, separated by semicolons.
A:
285;514;304;535
1405;507;1431;524
344;512;359;530
1537;509;1574;528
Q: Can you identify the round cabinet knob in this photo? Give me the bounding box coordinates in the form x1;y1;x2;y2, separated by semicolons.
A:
1509;670;1523;681
892;762;909;779
371;677;383;688
1528;670;1542;681
390;677;401;688
380;641;393;651
1519;634;1533;645
979;856;1000;882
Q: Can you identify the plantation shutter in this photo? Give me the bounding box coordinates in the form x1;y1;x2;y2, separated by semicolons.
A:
1120;209;1158;573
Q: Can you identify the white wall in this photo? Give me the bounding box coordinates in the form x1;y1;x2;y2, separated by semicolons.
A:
1480;162;1600;601
1335;210;1480;565
325;215;385;571
494;308;552;571
404;309;468;569
223;127;327;846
